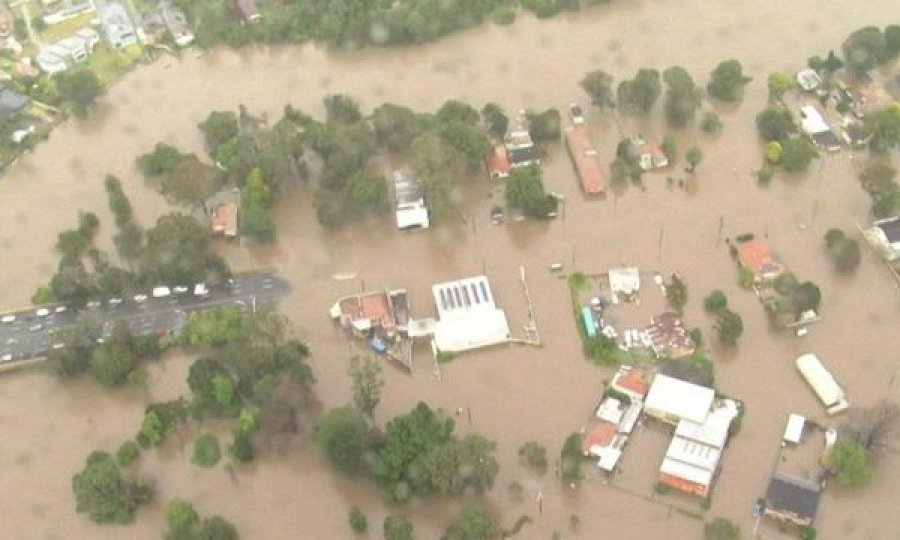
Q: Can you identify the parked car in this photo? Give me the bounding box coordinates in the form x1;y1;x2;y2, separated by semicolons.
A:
86;301;101;308
28;323;43;332
173;286;189;294
569;102;585;124
1;314;16;323
35;308;50;317
134;294;148;303
152;286;171;298
1;353;11;362
194;283;210;296
55;306;67;313
52;342;65;350
108;297;123;306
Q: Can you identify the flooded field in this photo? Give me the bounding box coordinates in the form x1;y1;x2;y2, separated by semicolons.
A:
0;1;899;538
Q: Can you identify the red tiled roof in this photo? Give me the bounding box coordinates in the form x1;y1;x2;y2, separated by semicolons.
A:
211;203;238;237
738;240;783;276
614;369;650;397
582;421;617;453
486;145;510;177
565;125;605;195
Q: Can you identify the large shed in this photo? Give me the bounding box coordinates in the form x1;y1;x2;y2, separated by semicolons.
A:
644;374;714;425
431;276;510;353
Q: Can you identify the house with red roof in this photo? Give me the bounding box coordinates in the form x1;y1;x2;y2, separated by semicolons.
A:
485;145;510;179
738;239;785;282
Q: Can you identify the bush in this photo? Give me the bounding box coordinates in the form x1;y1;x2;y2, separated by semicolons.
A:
348;506;367;533
703;290;728;312
700;111;723;134
654;482;672;495
518;442;548;474
704;517;740;540
192;433;221;468
116;441;140;467
824;228;861;273
491;7;516;25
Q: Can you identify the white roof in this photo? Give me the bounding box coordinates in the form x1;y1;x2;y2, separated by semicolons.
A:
660;449;716;487
433;276;497;319
784;414;806;444
432;308;510;353
617;401;643;434
591;445;623;472
796;69;822;91
595;397;625;425
674;399;738;449
395;206;429;230
800;105;830;135
609;267;641;295
796;353;845;407
644;374;715;424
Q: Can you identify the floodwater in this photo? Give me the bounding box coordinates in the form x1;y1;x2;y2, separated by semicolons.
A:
1;1;899;538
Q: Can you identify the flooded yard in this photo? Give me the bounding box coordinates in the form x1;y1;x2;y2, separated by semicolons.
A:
0;0;898;538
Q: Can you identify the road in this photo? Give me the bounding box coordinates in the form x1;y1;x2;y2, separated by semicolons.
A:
0;272;290;368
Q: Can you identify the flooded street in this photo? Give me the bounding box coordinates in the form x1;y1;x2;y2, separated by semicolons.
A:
0;1;899;538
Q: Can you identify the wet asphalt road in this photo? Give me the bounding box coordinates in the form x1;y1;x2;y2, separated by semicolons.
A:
0;273;290;366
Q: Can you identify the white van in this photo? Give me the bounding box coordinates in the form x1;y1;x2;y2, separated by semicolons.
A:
194;283;210;296
152;286;171;298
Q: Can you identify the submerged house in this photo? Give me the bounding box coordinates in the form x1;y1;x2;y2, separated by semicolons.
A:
737;239;784;282
799;105;840;152
161;3;194;46
629;135;668;171
431;276;510;354
210;203;238;238
646;312;695;359
101;2;137;49
485;144;510;179
504;128;539;169
866;216;900;261
331;291;397;339
564;124;605;195
763;472;822;527
658;399;739;497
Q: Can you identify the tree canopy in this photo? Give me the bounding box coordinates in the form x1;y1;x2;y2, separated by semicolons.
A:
315;406;372;475
828;437;873;487
72;451;153;524
756;107;796;142
706;59;752;102
442;503;497;540
55;68;103;116
505;165;557;219
663;66;702;128
199;111;240;158
617;68;661;113
714;309;744;346
580;69;616;109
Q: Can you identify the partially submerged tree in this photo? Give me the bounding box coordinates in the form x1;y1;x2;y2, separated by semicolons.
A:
663;66;702;128
72;451;153;525
580;69;616;110
706;59;752;102
828;437;874;487
617;68;661;113
349;356;385;418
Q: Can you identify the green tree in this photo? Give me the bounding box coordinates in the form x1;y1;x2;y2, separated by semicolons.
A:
199;111;240;157
72;451;153;524
411;132;464;219
828;437;873;486
526;108;561;143
703;290;728;312
791;281;821;313
617;68;661;113
182;307;248;347
371;103;432;152
160;155;223;208
767;72;794;101
137;143;186;176
384;515;414;540
505;165;557;219
666;274;688;314
89;325;139;387
55;68;103;116
765;141;783;164
706;59;752;102
325;94;363;125
346;171;389;214
348;506;367;533
481;103;509;139
824;229;861;273
315;406;371;475
886;25;900;59
437;100;480;125
188;357;241;417
141;213;230;286
560;432;584;483
700;111;723;134
349;356;385;417
518;441;548;474
442;503;497;540
580;69;616;110
780;137;818;172
686;146;703;173
663;66;702;128
165;498;200;539
116;441;141;467
704;517;740;540
865;104;900;153
842;26;886;75
192;433;222;468
714;309;743;346
756;107;796;141
661;134;678;165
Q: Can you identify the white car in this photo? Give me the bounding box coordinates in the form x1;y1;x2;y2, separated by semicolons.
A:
28;323;43;332
86;301;101;308
52;342;65;350
1;353;11;362
152;286;171;298
55;306;67;313
108;297;123;306
1;314;15;323
193;283;210;296
173;286;189;294
36;308;51;317
134;294;148;303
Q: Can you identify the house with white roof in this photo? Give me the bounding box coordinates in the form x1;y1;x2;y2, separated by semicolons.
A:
101;2;137;49
431;276;510;353
658;399;739;497
644;374;715;425
865;216;900;261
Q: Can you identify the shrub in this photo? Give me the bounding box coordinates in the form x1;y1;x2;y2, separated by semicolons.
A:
348;506;367;533
703;290;728;312
116;441;140;467
518;442;548;474
192;433;221;468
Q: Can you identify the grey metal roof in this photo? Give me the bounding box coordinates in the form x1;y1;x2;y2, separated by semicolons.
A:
0;85;30;117
764;472;821;521
877;217;900;244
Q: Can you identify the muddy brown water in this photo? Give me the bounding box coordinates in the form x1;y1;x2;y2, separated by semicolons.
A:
1;2;899;538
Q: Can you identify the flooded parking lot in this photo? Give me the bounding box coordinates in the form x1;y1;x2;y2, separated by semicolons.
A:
0;1;898;538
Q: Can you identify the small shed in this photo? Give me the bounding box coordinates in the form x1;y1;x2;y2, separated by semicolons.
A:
783;414;806;444
608;267;640;300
